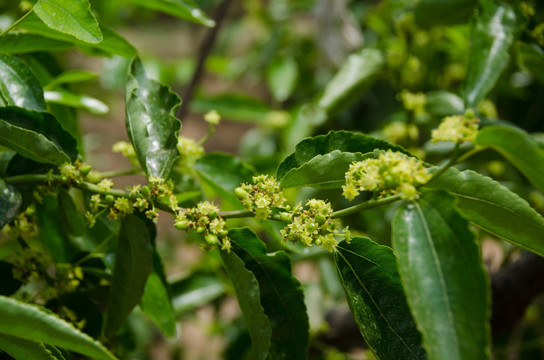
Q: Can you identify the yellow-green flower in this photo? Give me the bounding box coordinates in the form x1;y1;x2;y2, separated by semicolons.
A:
431;115;479;143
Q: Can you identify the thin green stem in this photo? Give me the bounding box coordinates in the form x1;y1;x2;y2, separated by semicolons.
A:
331;194;403;218
99;168;143;178
455;146;485;164
425;142;461;186
197;123;216;146
0;10;32;38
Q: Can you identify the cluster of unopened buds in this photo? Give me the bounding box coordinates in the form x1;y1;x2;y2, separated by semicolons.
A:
235;175;287;220
431;113;479;143
174;201;231;252
280;199;350;252
342;150;431;201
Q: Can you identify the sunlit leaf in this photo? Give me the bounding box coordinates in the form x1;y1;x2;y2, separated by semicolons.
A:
45;90;109;115
392;191;489;360
126;0;215;27
0;179;21;230
0;53;45;111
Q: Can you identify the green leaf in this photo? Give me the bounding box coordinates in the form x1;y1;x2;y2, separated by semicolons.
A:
317;48;384;115
16;14;136;58
125;58;181;180
104;215;153;338
414;0;477;28
280;150;370;189
57;188;85;237
425;91;464;116
0;178;21;230
0;53;45;111
221;249;271;360
45;70;98;90
476;125;544;192
194;153;257;206
0;333;56;360
392;191;489;360
0;33;72;53
126;0;215;27
427;167;544;257
228;228;309;360
0;296;116;360
335;237;425;360
517;42;544;83
33;0;103;44
171;274;225;314
462;1;521;108
266;57;298;102
45;90;109;115
277;130;406;181
0;107;77;164
140;250;177;338
191;93;271;122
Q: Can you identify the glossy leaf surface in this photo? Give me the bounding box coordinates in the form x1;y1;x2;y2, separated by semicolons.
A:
45;90;109;115
392;191;489;360
425;91;464;116
104;215;153;338
0;333;56;360
126;0;215;27
0;179;21;230
427;167;544;256
33;0;103;44
45;70;98;90
318;48;384;115
414;0;477;27
476;125;544;193
221;249;271;360
0;33;71;53
280;150;369;189
125;58;181;180
463;1;520;108
229;228;309;360
0;107;77;164
0;54;45;111
140;250;177;337
335;237;425;360
0;296;116;360
194;153;256;206
277;130;405;180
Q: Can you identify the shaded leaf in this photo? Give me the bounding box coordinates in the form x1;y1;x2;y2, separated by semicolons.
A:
463;1;521;108
318;48;384;115
0;53;45;111
414;0;477;28
0;333;56;360
427;167;544;257
280;150;369;189
0;295;116;360
45;70;98;90
0;107;77;165
335;237;425;360
0;33;72;53
125;58;181;180
277;130;406;180
392;191;489;360
33;0;103;44
140;250;177;337
194;153;256;206
221;249;271;360
425;91;464;116
126;0;215;27
45;90;109;115
104;215;153;338
517;42;544;83
229;228;309;360
191;93;270;122
476;125;544;193
0;178;21;229
0;261;22;296
57;188;85;237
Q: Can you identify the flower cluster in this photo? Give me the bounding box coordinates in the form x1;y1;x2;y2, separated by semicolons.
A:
399;90;426;117
174;201;231;252
383;121;419;144
177;136;204;168
280;199;349;252
112;141;139;167
342;150;431;201
235;175;287;220
431;114;479;143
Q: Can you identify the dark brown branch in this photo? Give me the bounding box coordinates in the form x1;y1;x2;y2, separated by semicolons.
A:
176;0;233;120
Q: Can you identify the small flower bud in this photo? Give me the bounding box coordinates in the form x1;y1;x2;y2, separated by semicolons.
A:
279;212;292;223
314;214;326;226
234;187;249;199
105;195;115;205
205;234;219;245
80;164;92;176
175;220;189;230
141;186;151;197
196;226;206;234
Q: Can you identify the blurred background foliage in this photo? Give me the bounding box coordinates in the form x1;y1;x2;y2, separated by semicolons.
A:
2;0;544;359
